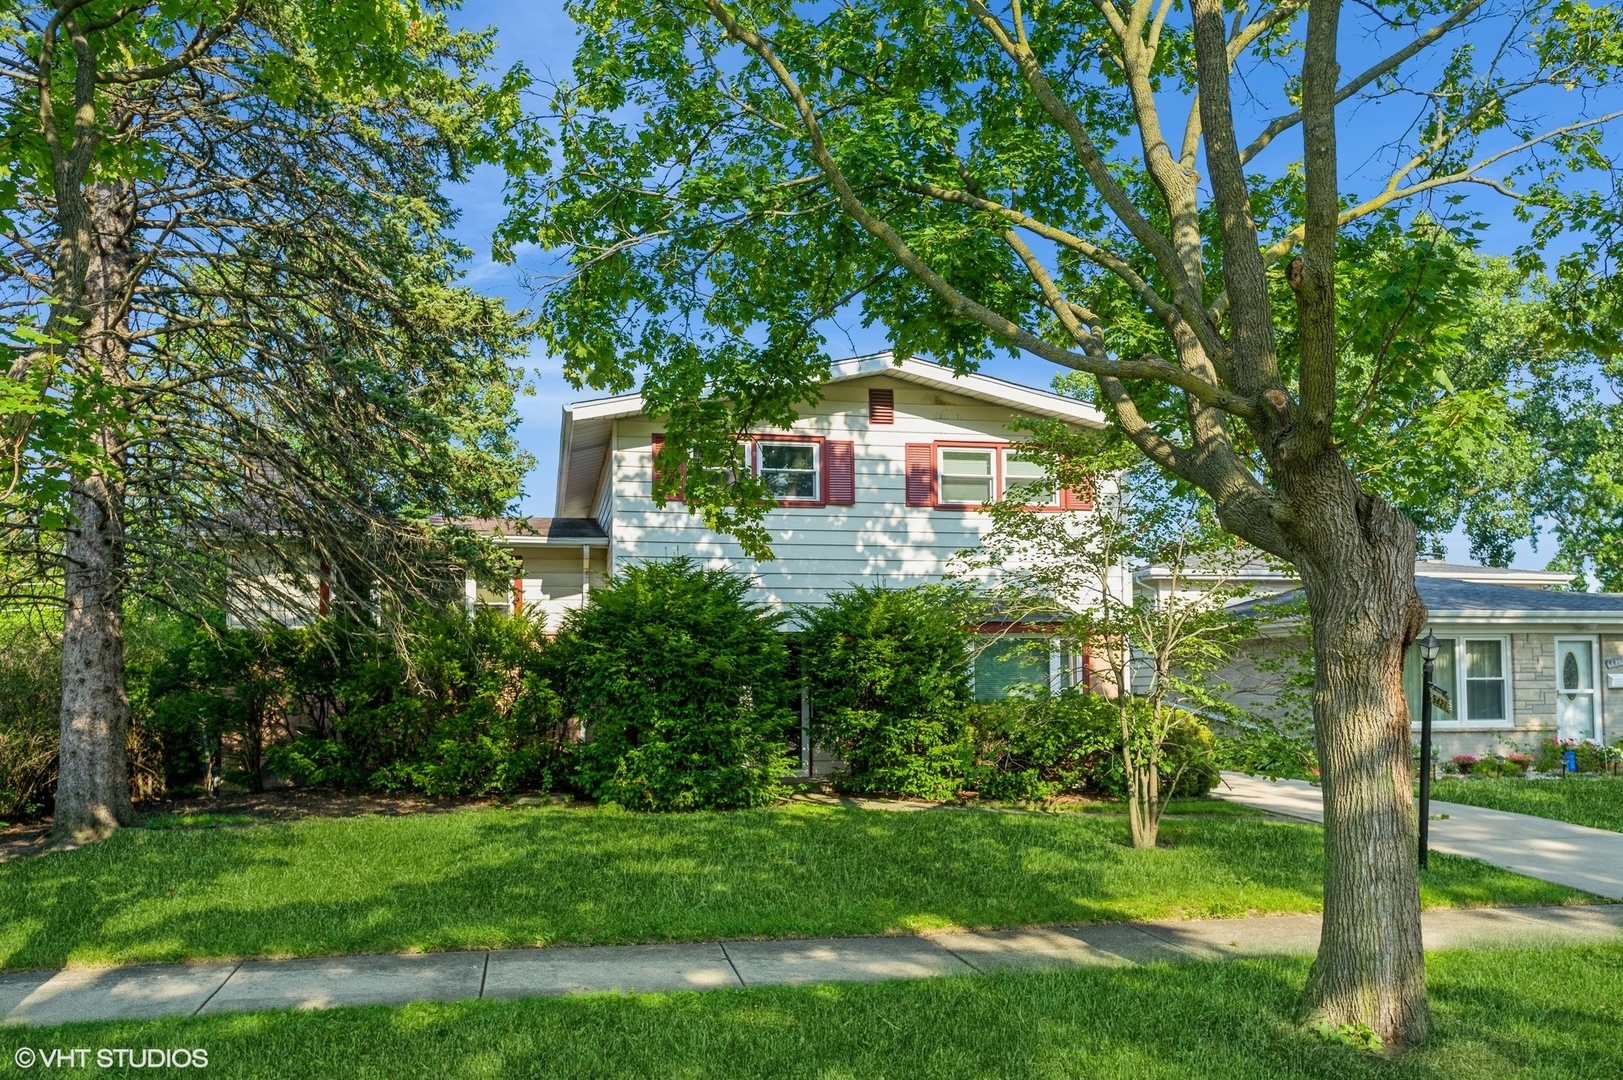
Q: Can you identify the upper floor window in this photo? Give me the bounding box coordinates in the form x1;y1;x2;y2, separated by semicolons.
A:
939;447;995;504
908;440;1088;510
1003;449;1058;506
759;441;819;501
654;432;854;508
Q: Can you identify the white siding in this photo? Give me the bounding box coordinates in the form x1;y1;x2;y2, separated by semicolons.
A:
606;376;1114;615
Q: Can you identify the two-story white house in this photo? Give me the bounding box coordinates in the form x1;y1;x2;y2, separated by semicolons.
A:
462;352;1118;701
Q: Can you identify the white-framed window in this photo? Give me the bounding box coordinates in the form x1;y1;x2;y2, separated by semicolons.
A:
1001;449;1058;506
1463;639;1509;722
939;447;995;504
759;440;819;501
1404;635;1512;727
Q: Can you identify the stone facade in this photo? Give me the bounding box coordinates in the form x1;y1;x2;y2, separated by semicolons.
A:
1604;633;1623;741
1216;628;1619;762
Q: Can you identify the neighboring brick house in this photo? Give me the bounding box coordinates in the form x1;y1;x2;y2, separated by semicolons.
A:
1141;558;1623;758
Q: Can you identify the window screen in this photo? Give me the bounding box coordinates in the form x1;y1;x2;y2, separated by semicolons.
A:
759;442;818;500
974;638;1051;702
1463;639;1506;721
940;448;994;504
1002;451;1057;505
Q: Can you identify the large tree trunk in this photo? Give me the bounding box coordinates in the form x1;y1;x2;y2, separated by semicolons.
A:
54;468;135;843
52;181;136;846
1288;472;1430;1049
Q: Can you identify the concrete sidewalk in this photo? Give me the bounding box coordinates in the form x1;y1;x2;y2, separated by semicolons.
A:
1214;772;1623;901
2;905;1619;1028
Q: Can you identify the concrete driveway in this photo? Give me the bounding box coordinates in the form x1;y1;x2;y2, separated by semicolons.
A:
1214;772;1623;900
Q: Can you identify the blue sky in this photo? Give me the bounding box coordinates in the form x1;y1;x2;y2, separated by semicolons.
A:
444;1;1560;569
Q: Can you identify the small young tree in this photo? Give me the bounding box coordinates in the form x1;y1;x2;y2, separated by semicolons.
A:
960;435;1258;847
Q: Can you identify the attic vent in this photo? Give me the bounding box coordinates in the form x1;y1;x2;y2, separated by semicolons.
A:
868;387;894;424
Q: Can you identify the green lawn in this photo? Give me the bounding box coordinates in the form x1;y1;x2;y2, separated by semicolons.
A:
1433;775;1623;832
4;945;1619;1078
0;802;1584;971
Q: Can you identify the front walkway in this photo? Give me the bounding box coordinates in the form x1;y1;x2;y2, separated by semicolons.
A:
1214;772;1623;900
2;905;1620;1027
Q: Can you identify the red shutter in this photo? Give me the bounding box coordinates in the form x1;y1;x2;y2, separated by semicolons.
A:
1061;478;1095;510
825;440;855;505
905;443;936;507
650;433;685;502
868;388;894;424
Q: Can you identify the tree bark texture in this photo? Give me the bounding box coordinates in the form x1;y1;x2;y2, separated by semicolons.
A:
52;181;136;845
1284;458;1430;1048
1124;753;1160;849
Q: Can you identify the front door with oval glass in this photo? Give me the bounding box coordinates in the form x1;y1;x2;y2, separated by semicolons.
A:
1555;638;1598;742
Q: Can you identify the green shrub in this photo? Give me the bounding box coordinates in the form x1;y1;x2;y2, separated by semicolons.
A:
1469;754;1531;779
0;619;61;821
265;606;566;798
549;559;794;811
966;690;1116;800
1574;741;1612;773
1213;713;1318;781
1532;738;1616;774
968;691;1221;801
798;585;972;800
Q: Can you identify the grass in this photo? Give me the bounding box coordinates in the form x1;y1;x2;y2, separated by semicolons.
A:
1433;775;1623;832
0;801;1585;971
3;945;1621;1078
141;813;257;831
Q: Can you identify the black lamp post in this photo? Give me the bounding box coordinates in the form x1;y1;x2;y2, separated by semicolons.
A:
1418;631;1440;870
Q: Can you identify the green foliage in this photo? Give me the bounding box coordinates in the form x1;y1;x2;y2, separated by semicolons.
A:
969;691;1220;802
966;690;1116;801
797;585;974;800
506;0;1623;569
264;608;566;799
549;559;794;811
1212;710;1320;782
1;1;535;624
123;607;568;801
0;617;60;820
1308;1018;1384;1055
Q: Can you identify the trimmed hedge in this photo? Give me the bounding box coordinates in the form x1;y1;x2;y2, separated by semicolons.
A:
798;585;973;800
548;559;794;811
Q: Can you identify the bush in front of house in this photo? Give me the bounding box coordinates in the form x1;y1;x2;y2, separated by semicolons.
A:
968;690;1221;801
798;585;974;800
264;605;567;798
966;690;1116;801
548;558;794;811
2;609;202;819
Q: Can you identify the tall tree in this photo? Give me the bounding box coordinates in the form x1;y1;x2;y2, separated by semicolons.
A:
508;0;1623;1046
0;1;533;844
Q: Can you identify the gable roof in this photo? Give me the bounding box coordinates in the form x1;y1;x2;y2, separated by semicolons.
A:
1233;577;1623;627
554;352;1107;518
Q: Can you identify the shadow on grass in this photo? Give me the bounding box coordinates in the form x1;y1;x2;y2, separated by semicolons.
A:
0;803;1586;971
2;947;1618;1078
